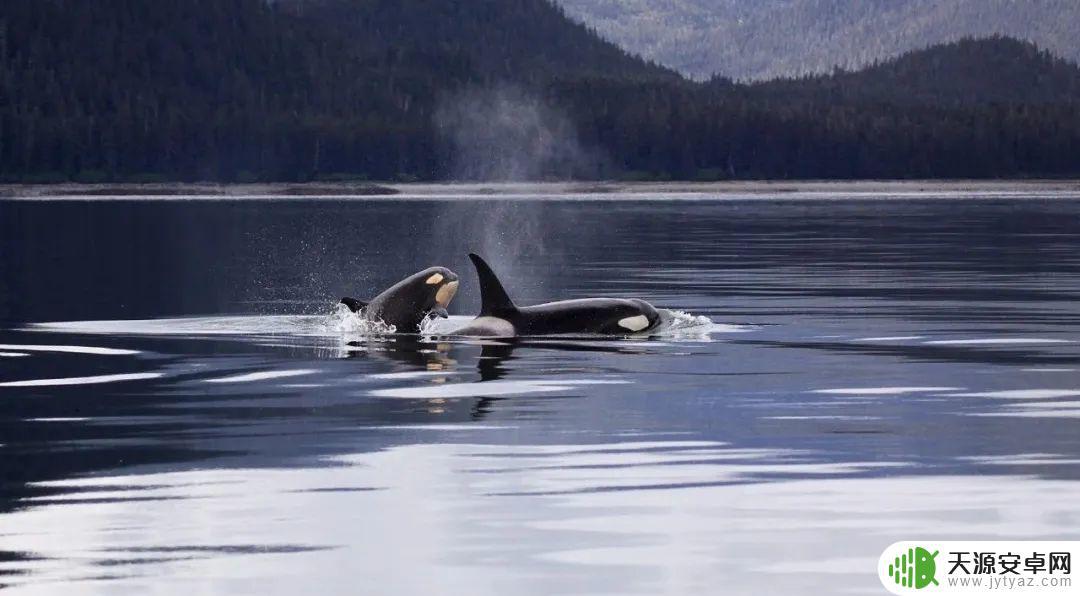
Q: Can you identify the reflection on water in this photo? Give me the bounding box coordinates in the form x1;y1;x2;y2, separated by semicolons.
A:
2;444;1077;595
2;194;1080;594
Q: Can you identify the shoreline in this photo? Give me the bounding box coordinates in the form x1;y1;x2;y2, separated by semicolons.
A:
3;179;1080;199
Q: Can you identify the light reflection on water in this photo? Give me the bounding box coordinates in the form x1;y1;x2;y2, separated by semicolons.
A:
1;194;1080;594
2;444;1077;595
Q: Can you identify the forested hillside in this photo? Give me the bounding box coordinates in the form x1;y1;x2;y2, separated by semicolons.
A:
556;0;1080;81
750;37;1080;106
276;0;678;83
0;0;673;182
1;1;1079;182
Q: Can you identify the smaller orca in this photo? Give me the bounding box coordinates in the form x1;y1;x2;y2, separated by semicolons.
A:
341;266;459;333
452;254;661;337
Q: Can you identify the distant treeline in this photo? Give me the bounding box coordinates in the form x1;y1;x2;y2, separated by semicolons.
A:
2;0;1079;182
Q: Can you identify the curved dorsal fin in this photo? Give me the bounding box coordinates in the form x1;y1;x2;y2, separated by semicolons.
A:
469;253;517;316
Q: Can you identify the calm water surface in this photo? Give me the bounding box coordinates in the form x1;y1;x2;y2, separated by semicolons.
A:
1;193;1079;594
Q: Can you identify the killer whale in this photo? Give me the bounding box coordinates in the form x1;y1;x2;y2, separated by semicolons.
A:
451;254;661;337
341;266;459;333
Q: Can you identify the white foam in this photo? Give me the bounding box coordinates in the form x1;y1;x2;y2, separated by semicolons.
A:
497;441;728;454
0;351;30;357
203;369;319;384
0;372;163;388
29;316;336;337
370;379;629;398
660;310;751;340
855;336;924;342
334;306;397;335
969;410;1080;419
0;343;140;356
367;424;517;431
951;389;1080;399
764;415;883;421
924;338;1073;346
959;454;1080;465
1006;399;1080;410
369;371;464;380
812;387;959;396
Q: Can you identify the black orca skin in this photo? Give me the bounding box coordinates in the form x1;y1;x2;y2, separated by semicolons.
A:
451;254;661;337
341;266;459;333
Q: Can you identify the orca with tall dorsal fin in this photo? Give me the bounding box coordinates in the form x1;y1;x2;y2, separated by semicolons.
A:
450;253;661;337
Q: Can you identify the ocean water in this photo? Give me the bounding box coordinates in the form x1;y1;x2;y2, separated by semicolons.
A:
1;192;1079;594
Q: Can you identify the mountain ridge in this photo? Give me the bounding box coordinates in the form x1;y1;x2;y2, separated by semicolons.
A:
556;0;1080;81
747;36;1080;106
276;0;680;83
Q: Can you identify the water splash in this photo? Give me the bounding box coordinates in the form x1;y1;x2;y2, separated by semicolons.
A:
656;309;750;341
27;306;739;343
329;302;396;336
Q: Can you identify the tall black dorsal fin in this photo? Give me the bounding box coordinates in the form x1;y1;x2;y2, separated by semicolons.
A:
340;297;368;313
469;253;517;316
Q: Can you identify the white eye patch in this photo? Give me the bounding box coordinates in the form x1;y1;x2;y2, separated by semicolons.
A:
435;281;458;307
425;273;444;285
618;315;651;332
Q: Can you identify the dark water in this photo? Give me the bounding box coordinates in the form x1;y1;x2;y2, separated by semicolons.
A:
2;193;1080;594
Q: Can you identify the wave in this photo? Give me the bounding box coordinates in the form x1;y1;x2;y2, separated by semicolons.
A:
26;305;747;344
